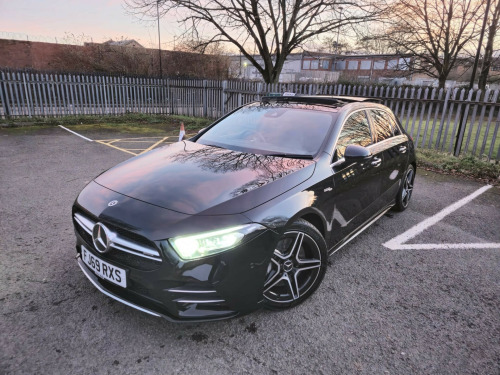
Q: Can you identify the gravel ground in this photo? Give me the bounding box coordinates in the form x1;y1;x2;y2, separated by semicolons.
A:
1;127;499;375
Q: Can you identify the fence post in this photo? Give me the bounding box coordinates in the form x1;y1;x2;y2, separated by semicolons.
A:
202;80;208;117
22;72;33;118
12;72;23;116
420;88;436;148
0;72;11;119
479;89;499;157
471;89;490;156
166;78;171;115
221;80;227;115
435;89;451;149
448;88;466;153
440;88;458;151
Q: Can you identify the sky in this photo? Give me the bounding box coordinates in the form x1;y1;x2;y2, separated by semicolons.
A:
0;0;183;49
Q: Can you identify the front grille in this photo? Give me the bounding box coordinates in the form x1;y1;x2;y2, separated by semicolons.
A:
74;212;163;265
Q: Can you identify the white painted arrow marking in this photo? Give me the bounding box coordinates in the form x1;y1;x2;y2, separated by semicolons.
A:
383;185;500;250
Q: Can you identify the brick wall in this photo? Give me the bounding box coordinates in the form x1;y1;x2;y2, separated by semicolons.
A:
0;39;229;79
0;39;66;70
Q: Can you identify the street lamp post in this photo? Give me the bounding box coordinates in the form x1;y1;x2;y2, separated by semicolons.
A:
453;0;491;156
156;0;163;78
332;7;343;75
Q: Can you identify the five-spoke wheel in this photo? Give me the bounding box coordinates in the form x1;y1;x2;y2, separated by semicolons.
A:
395;164;415;211
263;219;327;309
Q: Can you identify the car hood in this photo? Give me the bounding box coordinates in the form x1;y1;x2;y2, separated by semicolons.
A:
94;141;315;215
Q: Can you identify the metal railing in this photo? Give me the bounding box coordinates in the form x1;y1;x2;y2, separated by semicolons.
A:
1;70;499;161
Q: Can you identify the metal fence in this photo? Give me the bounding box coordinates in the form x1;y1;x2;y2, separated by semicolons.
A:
1;70;499;161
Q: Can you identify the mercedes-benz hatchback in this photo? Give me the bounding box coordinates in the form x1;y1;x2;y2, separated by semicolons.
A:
72;95;416;322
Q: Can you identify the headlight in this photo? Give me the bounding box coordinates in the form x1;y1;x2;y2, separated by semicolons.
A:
168;224;265;260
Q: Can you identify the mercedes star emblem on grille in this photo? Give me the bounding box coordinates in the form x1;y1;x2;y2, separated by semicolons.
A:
92;223;112;253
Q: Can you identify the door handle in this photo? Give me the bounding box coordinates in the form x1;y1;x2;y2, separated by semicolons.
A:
371;157;382;167
398;145;407;153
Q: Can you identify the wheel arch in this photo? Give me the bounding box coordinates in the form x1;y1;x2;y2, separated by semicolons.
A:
245;188;329;239
286;207;328;240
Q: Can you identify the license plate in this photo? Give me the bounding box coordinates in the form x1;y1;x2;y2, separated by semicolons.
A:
81;246;127;288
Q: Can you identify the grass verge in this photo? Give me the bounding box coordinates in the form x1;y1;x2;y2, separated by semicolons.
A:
2;113;211;126
1;114;213;134
417;149;500;184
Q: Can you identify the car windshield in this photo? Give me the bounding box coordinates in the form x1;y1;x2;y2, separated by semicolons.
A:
196;104;337;158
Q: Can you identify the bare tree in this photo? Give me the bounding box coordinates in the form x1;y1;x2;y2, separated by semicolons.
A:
478;0;500;90
355;24;395;55
372;0;484;89
173;39;231;78
52;34;153;75
176;38;227;54
318;35;353;54
126;0;382;83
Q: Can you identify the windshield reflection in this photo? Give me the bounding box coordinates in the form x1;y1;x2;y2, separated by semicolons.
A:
197;104;336;156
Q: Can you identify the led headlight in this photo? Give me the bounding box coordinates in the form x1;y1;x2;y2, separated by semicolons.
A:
168;224;265;260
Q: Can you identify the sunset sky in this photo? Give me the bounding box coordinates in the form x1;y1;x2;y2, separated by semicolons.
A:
0;0;182;49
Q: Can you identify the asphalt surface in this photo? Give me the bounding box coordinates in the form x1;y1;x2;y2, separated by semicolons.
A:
1;126;499;375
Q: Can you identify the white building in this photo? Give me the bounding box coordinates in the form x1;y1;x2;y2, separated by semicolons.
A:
229;53;339;82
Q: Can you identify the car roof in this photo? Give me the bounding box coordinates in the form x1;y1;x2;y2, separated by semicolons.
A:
260;94;382;108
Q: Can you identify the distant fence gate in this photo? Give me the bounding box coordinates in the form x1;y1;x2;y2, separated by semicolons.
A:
1;70;499;161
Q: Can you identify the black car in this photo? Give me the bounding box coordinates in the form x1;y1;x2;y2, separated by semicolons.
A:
72;95;416;322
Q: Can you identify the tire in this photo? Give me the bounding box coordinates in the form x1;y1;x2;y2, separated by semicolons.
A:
394;164;415;212
263;219;328;310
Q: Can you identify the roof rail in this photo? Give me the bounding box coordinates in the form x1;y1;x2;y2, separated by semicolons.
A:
261;94;382;106
326;95;382;104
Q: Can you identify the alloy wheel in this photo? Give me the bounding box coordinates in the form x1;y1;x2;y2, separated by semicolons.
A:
263;231;322;304
401;168;414;208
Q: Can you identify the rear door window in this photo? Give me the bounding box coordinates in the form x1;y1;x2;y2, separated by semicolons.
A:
370;109;402;141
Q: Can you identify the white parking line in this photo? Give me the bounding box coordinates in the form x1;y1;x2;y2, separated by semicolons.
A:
384;185;500;250
58;125;93;142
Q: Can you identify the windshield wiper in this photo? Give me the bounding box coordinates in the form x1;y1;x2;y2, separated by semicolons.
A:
203;143;225;149
265;153;314;159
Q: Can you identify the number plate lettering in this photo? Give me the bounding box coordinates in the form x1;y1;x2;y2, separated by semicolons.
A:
81;247;127;288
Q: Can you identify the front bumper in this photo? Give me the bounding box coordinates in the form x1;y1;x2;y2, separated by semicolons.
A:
74;228;279;322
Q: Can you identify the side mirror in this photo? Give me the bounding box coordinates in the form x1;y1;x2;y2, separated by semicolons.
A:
344;145;371;162
198;127;207;134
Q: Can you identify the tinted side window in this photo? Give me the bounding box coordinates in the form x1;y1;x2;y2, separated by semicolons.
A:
370;109;394;141
371;109;402;140
392;116;402;135
335;111;372;157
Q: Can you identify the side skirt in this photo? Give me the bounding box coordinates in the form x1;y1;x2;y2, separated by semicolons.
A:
328;204;394;256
